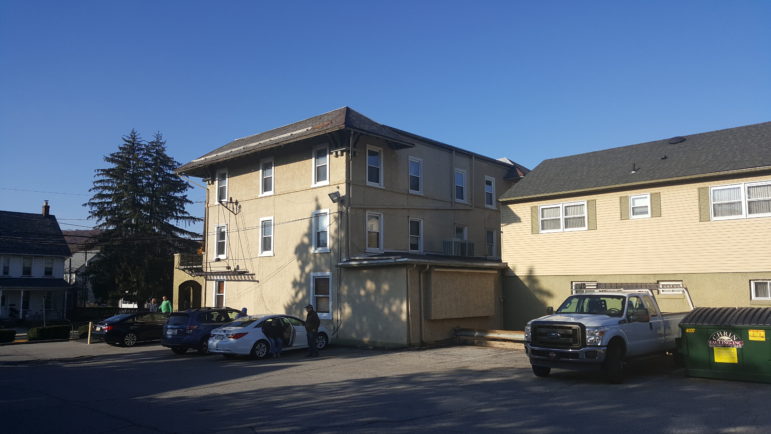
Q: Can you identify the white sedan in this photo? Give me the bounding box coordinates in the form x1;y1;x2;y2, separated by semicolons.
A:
208;314;330;359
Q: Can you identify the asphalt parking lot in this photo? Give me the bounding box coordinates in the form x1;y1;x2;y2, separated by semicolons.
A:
1;341;769;433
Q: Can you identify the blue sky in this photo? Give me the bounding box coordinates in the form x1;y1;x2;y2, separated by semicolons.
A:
1;1;770;233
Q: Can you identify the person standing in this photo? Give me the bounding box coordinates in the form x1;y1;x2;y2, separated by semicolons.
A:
304;304;320;357
147;298;159;312
265;318;283;358
159;296;172;314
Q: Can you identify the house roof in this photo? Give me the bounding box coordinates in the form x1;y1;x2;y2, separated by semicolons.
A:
0;211;71;257
62;230;101;254
501;121;771;202
177;107;519;177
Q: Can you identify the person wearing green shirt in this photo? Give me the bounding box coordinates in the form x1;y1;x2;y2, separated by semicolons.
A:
160;296;172;314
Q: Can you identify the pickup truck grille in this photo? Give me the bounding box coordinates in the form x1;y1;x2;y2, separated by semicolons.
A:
531;323;584;349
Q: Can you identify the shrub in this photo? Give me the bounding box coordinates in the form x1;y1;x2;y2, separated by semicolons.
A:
0;329;16;343
27;325;71;340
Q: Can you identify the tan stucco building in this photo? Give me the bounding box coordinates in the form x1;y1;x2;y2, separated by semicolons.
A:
500;121;771;329
175;107;526;346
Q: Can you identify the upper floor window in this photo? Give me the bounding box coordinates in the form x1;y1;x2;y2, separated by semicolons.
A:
366;212;383;252
1;257;8;276
630;194;650;219
216;169;228;203
409;157;422;194
454;169;467;203
312;145;329;186
712;181;771;220
454;225;467;241
409;219;423;253
486;230;496;257
751;280;771;301
44;258;54;277
214;281;225;308
260;158;274;196
540;201;587;233
484;176;496;208
260;217;274;256
311;272;332;319
367;146;383;187
313;210;330;253
22;257;32;276
215;226;227;259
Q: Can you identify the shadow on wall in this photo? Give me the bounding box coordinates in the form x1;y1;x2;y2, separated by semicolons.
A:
503;267;553;330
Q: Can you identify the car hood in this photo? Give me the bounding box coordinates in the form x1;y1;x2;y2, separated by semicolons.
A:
532;314;620;328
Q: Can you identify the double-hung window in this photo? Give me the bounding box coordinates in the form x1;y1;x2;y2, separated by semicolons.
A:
711;181;771;220
260;217;274;256
260;158;274;196
751;280;771;301
539;201;587;233
313;210;330;253
630;194;650;218
1;257;9;276
409;157;422;194
311;273;332;319
486;230;496;257
455;225;467;241
366;212;383;252
216;169;228;203
409;219;423;253
367;146;383;187
44;258;53;277
214;281;225;308
312;145;329;186
454;169;467;203
22;257;32;276
215;226;227;259
484;176;496;208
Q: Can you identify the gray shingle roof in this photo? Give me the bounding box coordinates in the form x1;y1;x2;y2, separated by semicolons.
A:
501;121;771;201
0;211;71;257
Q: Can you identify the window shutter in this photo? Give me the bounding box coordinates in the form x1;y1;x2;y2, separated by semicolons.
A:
620;196;629;220
651;192;662;218
698;187;710;222
587;200;597;230
531;206;539;234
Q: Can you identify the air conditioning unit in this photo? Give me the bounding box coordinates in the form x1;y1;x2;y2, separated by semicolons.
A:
442;240;475;257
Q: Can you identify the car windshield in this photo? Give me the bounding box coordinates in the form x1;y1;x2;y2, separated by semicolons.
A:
556;295;626;317
103;314;133;323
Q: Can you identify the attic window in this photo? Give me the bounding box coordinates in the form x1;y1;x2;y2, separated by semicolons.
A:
668;136;686;144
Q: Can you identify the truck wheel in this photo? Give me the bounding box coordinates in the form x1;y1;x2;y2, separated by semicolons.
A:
603;344;625;384
532;365;551;377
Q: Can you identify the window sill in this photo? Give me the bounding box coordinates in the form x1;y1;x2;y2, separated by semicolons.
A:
313;248;330;254
311;181;330;188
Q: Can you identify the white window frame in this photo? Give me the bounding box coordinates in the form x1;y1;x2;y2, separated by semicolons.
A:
259;158;274;196
454;169;467;203
485;229;497;258
259;217;274;256
454;225;468;241
44;257;54;277
312;144;329;187
312;210;330;253
310;272;332;320
484;176;496;209
409;218;423;253
751;280;771;301
22;256;32;276
408;156;423;195
366;212;384;253
630;194;651;219
710;181;771;221
366;145;384;188
539;201;588;233
216;169;228;203
214;281;226;308
215;225;227;259
2;256;10;276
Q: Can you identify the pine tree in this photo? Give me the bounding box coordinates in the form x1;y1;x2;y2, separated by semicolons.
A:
84;130;200;304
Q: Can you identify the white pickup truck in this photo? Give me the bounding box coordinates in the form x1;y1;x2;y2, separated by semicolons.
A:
524;286;694;383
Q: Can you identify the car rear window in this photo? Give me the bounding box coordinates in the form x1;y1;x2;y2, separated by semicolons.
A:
166;314;189;326
229;318;258;328
103;314;133;323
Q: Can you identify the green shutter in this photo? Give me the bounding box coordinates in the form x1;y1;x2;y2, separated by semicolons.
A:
698;187;711;222
620;196;630;220
587;200;597;230
651;192;662;218
531;206;540;234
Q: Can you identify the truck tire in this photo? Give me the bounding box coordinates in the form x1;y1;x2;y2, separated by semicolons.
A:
603;344;625;384
532;365;551;377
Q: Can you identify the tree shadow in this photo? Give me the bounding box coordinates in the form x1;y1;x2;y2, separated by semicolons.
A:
503;267;554;330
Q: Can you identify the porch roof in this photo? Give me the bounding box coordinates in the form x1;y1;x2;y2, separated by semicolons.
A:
0;278;72;291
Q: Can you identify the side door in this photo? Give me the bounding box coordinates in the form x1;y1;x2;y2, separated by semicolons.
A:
149;313;167;340
131;314;149;340
621;296;659;356
642;296;672;349
284;316;306;348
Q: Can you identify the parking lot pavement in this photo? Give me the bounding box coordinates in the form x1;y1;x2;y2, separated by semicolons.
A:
1;343;770;433
0;339;159;364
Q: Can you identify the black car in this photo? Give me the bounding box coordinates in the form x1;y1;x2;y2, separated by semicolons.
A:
93;312;167;347
161;307;241;354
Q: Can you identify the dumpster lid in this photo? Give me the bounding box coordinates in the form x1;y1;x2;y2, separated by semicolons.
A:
680;307;771;327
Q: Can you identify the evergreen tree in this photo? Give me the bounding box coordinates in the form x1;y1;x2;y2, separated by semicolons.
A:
85;130;200;304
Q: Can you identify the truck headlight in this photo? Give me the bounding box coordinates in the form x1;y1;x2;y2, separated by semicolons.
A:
524;324;531;342
585;327;606;346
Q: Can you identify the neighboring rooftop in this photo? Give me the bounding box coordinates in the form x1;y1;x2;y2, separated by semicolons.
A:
0;210;71;257
62;229;101;253
501;121;771;201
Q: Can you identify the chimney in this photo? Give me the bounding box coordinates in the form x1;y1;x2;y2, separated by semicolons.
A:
42;200;50;217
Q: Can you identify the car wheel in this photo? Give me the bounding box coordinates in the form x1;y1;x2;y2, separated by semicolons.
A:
171;346;188;355
603;343;625;384
122;333;138;347
532;365;551;377
250;340;270;359
315;332;329;350
198;338;209;355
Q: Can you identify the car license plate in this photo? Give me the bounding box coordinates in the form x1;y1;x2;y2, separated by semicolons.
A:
214;335;223;340
166;330;176;337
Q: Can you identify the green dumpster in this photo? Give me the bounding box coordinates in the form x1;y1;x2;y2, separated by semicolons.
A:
679;307;771;383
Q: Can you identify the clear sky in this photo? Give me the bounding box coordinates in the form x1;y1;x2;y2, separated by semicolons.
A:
1;1;770;234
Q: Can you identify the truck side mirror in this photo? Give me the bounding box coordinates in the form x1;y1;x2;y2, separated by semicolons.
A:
546;306;554;315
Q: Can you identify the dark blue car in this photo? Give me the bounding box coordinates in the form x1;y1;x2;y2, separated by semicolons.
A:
162;308;241;354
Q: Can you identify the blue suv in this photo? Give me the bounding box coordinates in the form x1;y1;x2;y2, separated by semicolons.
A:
162;308;241;354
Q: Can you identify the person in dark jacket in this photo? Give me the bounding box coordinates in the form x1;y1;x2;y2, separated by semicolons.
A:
304;304;320;357
264;318;284;358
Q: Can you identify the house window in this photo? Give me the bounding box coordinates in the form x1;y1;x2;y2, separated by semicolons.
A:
44;258;53;277
409;219;423;253
747;183;771;216
260;159;274;196
751;280;771;301
367;146;383;187
311;273;332;319
1;257;8;276
539;202;587;233
22;257;32;276
455;225;467;241
216;169;228;203
630;194;650;218
260;217;274;256
484;176;496;208
313;145;329;186
710;181;771;220
454;169;467;202
486;230;496;257
409;157;422;194
313;210;329;252
214;281;225;308
366;212;383;252
215;226;227;259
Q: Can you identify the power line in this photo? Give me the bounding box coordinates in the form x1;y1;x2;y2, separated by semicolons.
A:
0;187;89;196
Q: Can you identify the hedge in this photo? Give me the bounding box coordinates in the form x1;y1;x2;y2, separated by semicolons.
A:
27;325;71;340
0;329;15;343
